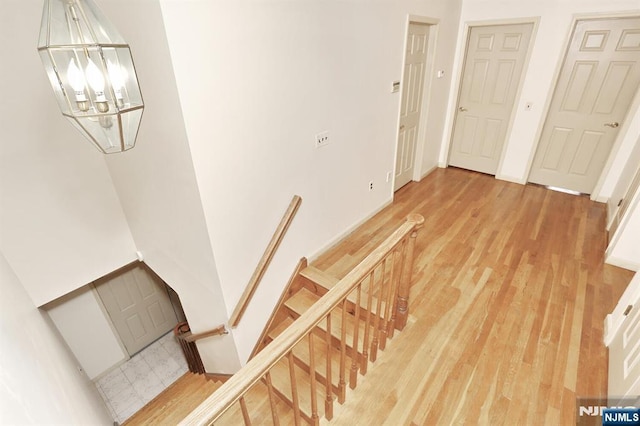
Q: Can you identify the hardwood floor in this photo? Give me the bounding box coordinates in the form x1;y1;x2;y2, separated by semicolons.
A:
313;167;633;425
127;167;633;425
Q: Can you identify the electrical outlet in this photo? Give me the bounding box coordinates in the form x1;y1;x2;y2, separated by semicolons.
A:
315;131;330;148
386;171;392;183
369;181;374;191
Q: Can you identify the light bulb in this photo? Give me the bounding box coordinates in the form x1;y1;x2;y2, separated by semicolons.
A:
67;58;89;111
85;58;109;112
86;59;106;101
107;60;125;107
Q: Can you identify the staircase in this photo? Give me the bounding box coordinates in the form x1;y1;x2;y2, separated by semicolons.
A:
183;214;424;425
122;215;423;425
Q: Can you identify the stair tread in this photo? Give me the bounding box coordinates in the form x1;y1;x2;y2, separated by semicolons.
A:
285;288;373;355
300;266;388;316
216;380;295;425
300;265;339;288
269;354;327;421
269;317;348;390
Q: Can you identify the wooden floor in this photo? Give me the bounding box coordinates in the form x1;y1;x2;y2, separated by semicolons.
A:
312;167;633;425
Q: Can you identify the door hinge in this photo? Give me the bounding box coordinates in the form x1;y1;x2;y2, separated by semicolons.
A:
624;305;633;316
618;198;624;207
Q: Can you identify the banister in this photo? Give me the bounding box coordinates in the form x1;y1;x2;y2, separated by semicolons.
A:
180;324;229;343
180;214;424;425
229;195;302;328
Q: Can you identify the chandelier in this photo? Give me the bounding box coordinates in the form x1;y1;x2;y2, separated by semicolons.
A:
37;0;144;154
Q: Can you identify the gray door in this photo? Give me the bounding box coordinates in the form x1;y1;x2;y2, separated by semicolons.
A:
95;264;178;355
529;17;640;194
449;23;534;174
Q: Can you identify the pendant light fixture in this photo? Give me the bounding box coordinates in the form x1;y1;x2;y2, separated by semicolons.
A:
37;0;144;154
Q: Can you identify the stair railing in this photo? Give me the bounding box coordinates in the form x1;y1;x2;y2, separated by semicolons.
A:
175;322;229;375
229;195;302;327
180;214;424;425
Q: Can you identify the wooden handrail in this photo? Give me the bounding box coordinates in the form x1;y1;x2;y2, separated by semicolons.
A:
180;214;424;425
181;324;229;343
229;195;302;328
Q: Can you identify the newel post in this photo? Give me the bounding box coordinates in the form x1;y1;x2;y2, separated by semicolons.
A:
395;213;424;331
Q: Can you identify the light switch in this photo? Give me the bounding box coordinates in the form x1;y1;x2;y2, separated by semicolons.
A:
437;70;445;78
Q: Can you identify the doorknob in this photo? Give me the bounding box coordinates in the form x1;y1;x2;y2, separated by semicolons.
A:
604;122;619;128
458;107;468;112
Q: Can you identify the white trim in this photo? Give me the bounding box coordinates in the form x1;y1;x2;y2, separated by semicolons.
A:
420;164;439;180
442;17;540;177
604;271;640;346
307;199;394;263
604;256;640;272
495;173;527;185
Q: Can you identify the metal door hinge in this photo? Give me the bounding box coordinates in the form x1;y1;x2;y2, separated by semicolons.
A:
624;305;633;316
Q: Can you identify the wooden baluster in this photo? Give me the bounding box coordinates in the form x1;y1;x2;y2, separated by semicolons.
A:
338;301;347;404
370;260;386;362
264;372;280;426
349;282;362;389
308;333;320;425
287;352;301;426
395;214;424;330
380;250;399;351
388;242;406;339
239;396;252;425
324;315;334;419
361;273;374;375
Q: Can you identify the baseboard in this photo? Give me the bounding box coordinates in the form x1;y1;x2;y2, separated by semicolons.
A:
419;164;439;180
308;199;393;263
605;255;640;272
603;313;613;346
495;174;526;185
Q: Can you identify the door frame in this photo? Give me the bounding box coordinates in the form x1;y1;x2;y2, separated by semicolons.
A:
523;12;640;201
392;15;439;191
441;17;539;175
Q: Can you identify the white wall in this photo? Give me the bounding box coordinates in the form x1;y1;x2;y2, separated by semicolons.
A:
99;0;241;373
46;286;127;380
159;0;463;362
0;252;114;425
0;0;137;307
607;185;640;271
441;0;640;194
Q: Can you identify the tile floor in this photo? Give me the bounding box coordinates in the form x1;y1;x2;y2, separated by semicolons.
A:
94;332;188;424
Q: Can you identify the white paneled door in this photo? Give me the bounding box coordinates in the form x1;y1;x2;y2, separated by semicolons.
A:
529;17;640;194
609;291;640;399
395;22;429;191
449;23;534;175
95;264;178;356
